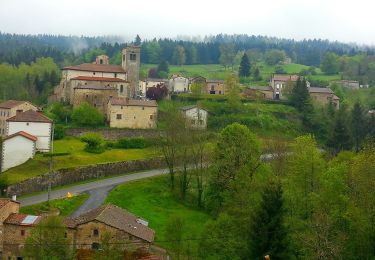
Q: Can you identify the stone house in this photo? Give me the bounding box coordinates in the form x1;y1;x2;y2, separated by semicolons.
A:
6;110;53;152
52;46;140;102
180;105;208;129
333;80;360;89
309;87;340;109
107;97;158;129
0;100;37;136
139;78;169;97
1;131;37;172
205;80;226;95
73;85;118;116
270;74;310;100
169;75;189;93
0;202;155;259
64;204;155;252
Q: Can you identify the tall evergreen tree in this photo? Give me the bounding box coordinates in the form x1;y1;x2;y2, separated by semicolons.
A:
249;182;289;260
327;108;352;153
351;102;366;151
239;53;251;77
368;114;375;139
134;34;142;46
290;77;314;127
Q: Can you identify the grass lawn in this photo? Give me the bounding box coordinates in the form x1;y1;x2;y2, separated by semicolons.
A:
1;137;158;185
106;175;211;252
20;193;89;216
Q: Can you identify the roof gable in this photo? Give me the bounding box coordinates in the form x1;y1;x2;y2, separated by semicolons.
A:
4;131;37;142
7;110;52;123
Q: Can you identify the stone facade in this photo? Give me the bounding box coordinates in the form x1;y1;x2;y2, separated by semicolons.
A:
0;101;37;136
122;46;141;98
205;80;226;95
0;200;19;255
309;87;340;109
6;157;165;196
107;98;158;129
333;80;360;89
73;86;118;116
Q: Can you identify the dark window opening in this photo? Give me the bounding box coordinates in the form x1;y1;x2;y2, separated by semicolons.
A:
21;230;25;236
130;53;136;61
92;242;100;250
93;229;99;236
120;85;124;93
116;114;122;120
100;59;103;64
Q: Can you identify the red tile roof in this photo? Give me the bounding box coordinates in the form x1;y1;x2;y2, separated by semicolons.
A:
63;63;125;73
4;213;42;226
71;76;128;82
0;199;20;209
272;74;300;81
109;97;158;107
0;100;28;109
309;87;334;94
65;204;155;243
7;110;52;123
4;131;38;142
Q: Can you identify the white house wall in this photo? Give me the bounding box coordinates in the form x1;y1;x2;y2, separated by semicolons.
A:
7;122;51;152
63;70;126;81
1;136;35;172
184;108;208;129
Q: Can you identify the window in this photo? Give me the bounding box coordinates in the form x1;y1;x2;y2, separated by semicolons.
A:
64;232;67;238
92;242;100;250
26;122;29;126
93;229;99;236
100;59;103;64
120;85;124;93
121;106;123;109
93;72;96;75
219;91;222;94
130;53;136;61
123;54;126;61
142;107;144;110
114;73;117;78
86;95;88;98
21;230;25;236
150;115;153;120
116;114;122;120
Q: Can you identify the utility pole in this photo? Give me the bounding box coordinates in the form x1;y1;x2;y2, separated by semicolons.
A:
47;123;54;203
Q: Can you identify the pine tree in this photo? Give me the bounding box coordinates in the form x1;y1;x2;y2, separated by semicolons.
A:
134;34;142;46
351;102;366;151
368;114;375;139
157;60;169;74
290;77;314;127
249;182;289;260
327;108;352;153
239;53;251;77
253;66;262;81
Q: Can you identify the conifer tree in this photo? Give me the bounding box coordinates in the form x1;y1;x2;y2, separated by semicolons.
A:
327;107;352;153
249;182;289;260
351;102;366;151
239;53;251;77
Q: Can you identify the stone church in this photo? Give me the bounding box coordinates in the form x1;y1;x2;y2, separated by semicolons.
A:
51;46;141;104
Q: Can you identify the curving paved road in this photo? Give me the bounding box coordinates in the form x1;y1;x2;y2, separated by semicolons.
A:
19;168;168;210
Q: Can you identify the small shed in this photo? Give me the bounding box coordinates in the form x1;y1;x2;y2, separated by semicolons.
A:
180;105;208;129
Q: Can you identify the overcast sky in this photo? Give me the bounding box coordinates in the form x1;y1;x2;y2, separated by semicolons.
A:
1;0;375;45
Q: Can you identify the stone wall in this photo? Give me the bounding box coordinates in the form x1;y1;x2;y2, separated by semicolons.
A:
65;128;160;140
6;157;165;196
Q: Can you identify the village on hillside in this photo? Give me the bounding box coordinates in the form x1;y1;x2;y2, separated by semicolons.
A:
1;38;375;260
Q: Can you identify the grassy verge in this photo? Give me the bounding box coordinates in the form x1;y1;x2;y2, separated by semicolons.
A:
1;137;158;185
106;175;211;252
20;193;89;216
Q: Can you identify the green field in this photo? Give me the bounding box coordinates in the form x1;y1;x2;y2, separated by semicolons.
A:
20;193;88;216
106;176;211;253
1;137;157;185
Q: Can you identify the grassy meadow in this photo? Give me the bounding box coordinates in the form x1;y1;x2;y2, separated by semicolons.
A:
1;137;158;185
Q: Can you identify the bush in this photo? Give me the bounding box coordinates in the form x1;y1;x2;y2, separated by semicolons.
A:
81;133;105;153
115;137;147;149
53;125;65;140
71;103;104;127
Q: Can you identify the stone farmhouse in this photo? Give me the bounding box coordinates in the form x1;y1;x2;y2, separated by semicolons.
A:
189;76;227;95
248;74;340;108
333;80;360;89
180;105;208;129
0;100;37;136
51;46;140;103
107;97;158;129
0;200;155;259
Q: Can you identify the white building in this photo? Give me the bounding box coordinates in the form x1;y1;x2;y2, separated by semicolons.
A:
6;110;53;152
1;131;37;172
180;105;208;129
169;75;189;93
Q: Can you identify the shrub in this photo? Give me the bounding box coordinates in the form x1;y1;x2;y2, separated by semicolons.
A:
53;125;65;140
71;103;104;127
116;137;146;149
81;133;105;153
